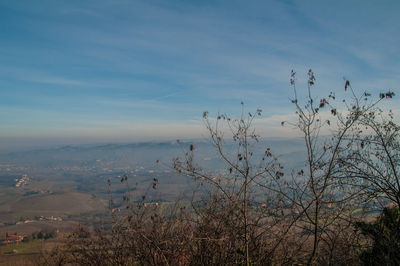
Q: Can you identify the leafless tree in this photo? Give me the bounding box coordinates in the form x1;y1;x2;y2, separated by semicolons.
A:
38;71;398;266
172;104;294;265
339;98;400;207
274;70;379;265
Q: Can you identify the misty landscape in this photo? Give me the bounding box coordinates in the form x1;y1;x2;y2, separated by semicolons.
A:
1;1;400;265
0;138;306;222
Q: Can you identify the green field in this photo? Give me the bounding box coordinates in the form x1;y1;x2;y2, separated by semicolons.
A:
0;239;58;266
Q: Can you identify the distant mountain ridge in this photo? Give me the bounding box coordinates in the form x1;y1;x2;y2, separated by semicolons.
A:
0;138;307;171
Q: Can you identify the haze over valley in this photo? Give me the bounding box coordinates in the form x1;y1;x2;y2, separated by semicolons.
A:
0;138;307;234
1;0;399;264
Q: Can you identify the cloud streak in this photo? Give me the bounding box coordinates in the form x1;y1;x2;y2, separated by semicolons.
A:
0;0;399;144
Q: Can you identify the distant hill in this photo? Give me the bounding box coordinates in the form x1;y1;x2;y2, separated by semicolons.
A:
0;138;308;237
0;138;306;170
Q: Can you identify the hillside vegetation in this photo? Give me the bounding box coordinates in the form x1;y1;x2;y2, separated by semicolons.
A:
33;73;400;265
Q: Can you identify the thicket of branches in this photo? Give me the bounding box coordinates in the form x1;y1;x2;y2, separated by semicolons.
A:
39;71;399;265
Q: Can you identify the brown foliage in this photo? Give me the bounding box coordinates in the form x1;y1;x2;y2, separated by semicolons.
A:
39;70;398;265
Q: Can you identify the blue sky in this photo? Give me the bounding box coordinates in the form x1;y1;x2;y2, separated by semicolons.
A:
1;0;399;148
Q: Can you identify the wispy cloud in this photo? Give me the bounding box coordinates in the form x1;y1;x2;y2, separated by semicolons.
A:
1;0;399;144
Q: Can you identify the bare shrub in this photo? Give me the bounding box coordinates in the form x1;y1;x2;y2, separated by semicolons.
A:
38;71;398;265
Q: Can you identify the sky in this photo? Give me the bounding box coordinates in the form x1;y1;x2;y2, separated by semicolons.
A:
1;0;399;150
